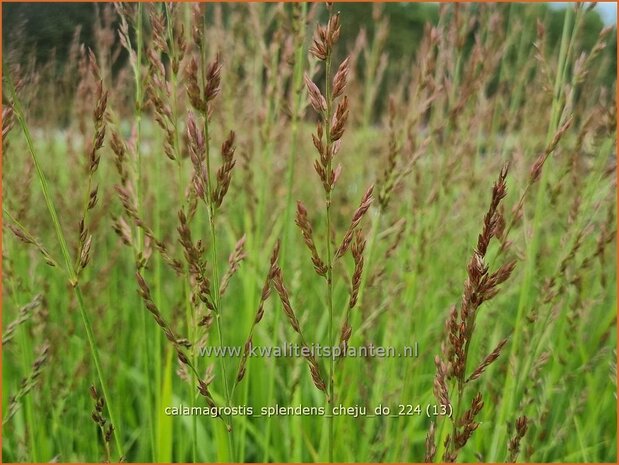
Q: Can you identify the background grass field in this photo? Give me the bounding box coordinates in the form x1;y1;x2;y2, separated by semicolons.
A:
2;2;617;462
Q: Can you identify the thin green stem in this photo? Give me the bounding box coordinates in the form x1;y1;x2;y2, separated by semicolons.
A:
163;4;198;461
132;5;156;461
153;144;165;461
281;3;308;266
3;255;40;459
5;71;124;459
199;22;234;459
324;47;335;464
134;6;144;240
205;127;234;462
489;6;574;461
263;5;307;461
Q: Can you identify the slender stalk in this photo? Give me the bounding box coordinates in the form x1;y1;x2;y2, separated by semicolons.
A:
199;20;234;460
205;115;234;462
489;7;574;461
264;5;308;461
3;260;41;458
5;71;124;459
153;140;165;461
132;5;156;461
281;2;308;265
391;216;419;460
163;4;199;461
16;298;38;461
324;46;335;465
134;3;144;251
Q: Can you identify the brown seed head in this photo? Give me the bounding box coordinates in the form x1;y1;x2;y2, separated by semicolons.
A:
332;56;350;98
304;73;327;113
213;130;236;208
205;53;222;102
466;338;508;382
295;201;328;276
336;185;374;259
185;57;206;112
330;95;349;142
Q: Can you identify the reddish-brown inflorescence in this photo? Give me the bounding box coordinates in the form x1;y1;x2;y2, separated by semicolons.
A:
434;164;516;462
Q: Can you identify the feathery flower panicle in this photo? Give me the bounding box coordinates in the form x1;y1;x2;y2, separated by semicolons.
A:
332;57;350;99
434;164;515;461
220;234;246;296
185;57;205;113
529;116;573;183
213;131;237;209
6;220;57;267
425;422;437;463
205;53;223;102
338;229;366;354
348;230;366;310
335;185;374;259
5;343;50;424
295;201;328;277
235;241;280;384
271;266;329;397
2;295;43;345
330;95;349;142
508;416;529;462
304;73;327;112
309;12;340;61
186;111;208;200
89;385;114;462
